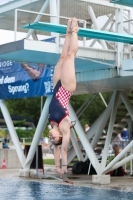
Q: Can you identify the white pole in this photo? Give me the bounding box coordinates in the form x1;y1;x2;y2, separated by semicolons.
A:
91;92;116;149
70;129;84;161
115;8;120;69
108;154;133;173
49;0;59;52
89;14;114;47
99;93;107;107
120;91;133;120
120;6;123;62
88;162;91;175
25;96;52;169
88;5;108;50
67;142;82;164
101;91;120;169
83;21;86;47
56;0;60;24
130;147;133;175
124;153;127;171
0;100;26;168
102;141;133;174
49;0;58;24
128;10;132;59
69;103;101;175
26;0;49;39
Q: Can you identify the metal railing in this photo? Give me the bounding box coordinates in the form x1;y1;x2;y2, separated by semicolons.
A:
14;8;87;49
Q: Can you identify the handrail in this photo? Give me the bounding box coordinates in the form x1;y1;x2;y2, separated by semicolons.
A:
14;9;86;43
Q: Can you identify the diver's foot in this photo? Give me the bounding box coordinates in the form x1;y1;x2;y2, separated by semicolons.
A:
67;18;73;34
71;17;79;33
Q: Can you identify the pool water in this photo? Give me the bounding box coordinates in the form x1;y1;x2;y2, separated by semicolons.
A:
0;179;133;200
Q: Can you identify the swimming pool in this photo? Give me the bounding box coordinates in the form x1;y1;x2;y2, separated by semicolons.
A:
0;179;133;200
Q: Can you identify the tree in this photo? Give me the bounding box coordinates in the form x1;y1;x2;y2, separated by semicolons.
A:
16;128;35;138
0;129;6;138
70;92;112;127
5;97;45;126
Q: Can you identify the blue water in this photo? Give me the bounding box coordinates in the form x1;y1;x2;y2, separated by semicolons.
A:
0;179;133;200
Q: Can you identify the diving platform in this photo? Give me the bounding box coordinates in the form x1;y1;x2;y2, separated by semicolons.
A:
1;39;133;94
0;39;116;73
110;0;133;7
23;22;133;44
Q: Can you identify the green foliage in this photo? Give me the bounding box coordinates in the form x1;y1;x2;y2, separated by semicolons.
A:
13;119;26;127
43;159;55;165
70;92;112;127
16;128;35;138
43;126;50;137
5;97;46;126
0;129;6;138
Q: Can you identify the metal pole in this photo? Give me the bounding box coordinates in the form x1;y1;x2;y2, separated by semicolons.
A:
90;92;116;148
124;153;127;171
128;10;132;59
102;141;133;174
26;0;49;39
32;32;38;40
108;154;133;173
130;147;133;175
101;91;120;169
70;129;84;161
77;94;97;118
99;93;107;107
67;142;82;165
56;0;60;53
56;0;60;24
88;162;91;175
49;0;59;52
115;8;120;69
0;100;26;168
36;145;38;177
120;6;123;62
25;96;52;169
69;103;101;175
120;91;133;120
88;5;108;50
76;94;93;116
89;14;115;48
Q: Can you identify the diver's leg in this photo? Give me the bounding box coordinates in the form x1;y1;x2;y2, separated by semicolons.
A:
60;18;79;92
53;18;72;86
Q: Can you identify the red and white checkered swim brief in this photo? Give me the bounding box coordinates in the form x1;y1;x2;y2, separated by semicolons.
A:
48;80;73;124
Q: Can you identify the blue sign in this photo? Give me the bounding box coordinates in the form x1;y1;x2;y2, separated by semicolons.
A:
0;38;55;99
0;60;55;99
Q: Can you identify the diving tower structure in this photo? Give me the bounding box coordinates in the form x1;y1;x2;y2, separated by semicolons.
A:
1;0;133;182
111;0;133;8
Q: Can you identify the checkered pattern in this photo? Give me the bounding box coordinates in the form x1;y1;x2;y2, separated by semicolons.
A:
56;86;72;114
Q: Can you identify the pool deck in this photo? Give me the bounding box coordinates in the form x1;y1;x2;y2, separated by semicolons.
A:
0;165;133;192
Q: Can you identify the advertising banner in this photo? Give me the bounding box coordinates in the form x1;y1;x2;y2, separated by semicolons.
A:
0;60;54;99
0;38;55;100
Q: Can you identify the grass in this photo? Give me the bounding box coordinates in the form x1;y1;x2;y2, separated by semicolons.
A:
43;159;55;165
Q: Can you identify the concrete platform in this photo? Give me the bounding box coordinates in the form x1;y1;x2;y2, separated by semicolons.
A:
0;166;133;192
